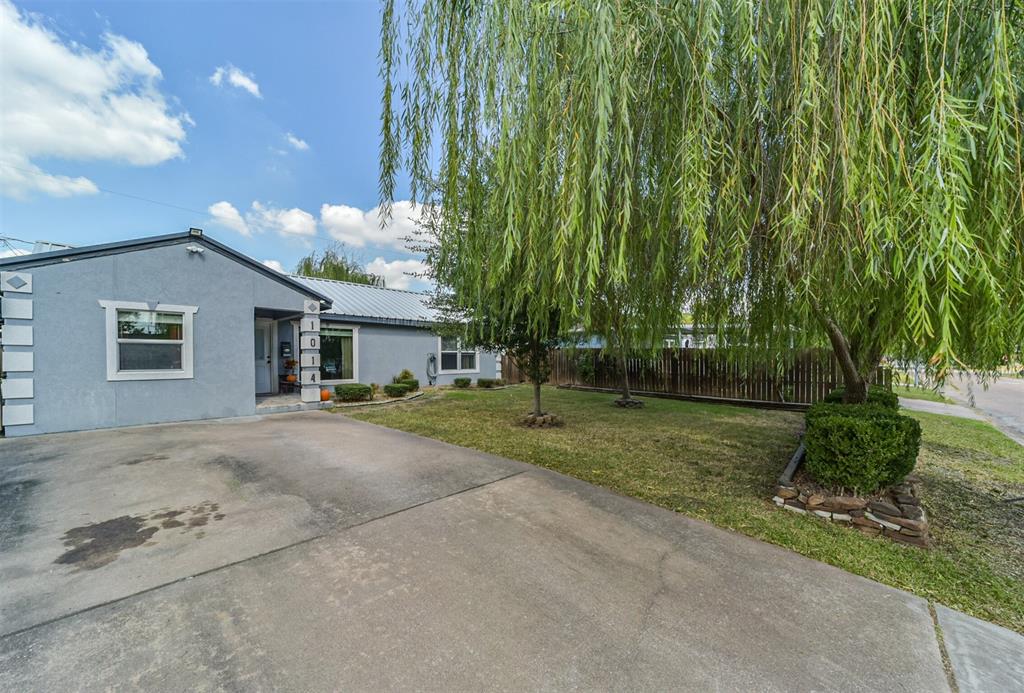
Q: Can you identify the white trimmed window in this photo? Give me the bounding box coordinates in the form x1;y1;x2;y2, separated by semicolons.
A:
319;324;359;384
99;301;197;381
439;336;479;374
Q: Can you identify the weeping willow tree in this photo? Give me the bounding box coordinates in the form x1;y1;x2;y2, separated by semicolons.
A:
295;243;382;286
380;0;1024;403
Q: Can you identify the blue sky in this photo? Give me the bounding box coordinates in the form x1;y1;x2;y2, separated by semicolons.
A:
0;0;428;289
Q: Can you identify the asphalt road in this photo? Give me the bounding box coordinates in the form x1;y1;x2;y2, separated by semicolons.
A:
948;375;1024;445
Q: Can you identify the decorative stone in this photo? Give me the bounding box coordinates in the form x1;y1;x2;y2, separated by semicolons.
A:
806;493;826;508
826;496;867;512
848;509;866;518
900;504;924;520
772;496;785;506
856;526;882;536
831;513;852;522
775;486;799;500
868;500;901;517
864;512;902;531
783;504;806;515
811;509;831;519
884;529;929;548
785;499;806;510
895;493;918;506
852;515;883;529
797;493;809;504
898;527;924;537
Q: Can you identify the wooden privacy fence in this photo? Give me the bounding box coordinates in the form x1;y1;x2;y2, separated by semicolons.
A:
501;348;891;406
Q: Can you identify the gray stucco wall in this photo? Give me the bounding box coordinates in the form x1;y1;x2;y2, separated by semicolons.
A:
4;242;311;436
320;320;497;388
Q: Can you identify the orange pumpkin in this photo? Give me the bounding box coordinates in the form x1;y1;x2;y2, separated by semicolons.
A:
320;388;331;402
286;374;297;383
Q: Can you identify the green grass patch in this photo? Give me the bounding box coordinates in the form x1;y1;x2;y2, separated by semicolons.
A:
895;386;953;403
346;386;1024;633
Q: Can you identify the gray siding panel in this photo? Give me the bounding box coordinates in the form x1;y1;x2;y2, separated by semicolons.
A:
354;324;497;387
6;244;310;436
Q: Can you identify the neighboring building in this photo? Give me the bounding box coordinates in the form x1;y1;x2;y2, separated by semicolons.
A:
0;229;496;437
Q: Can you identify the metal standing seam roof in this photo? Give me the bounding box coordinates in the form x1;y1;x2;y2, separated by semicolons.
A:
289;274;438;327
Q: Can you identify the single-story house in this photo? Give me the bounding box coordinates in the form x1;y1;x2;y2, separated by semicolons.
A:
0;228;496;437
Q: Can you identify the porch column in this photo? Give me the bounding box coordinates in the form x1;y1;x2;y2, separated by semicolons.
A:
299;299;322;403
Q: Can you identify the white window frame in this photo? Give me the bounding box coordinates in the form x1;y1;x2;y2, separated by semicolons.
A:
317;323;359;386
437;336;480;374
99;300;198;381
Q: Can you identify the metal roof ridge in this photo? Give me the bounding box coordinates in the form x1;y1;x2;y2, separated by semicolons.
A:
288;273;430;297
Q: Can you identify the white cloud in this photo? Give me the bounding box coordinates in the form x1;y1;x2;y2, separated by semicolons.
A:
262;259;285;273
248;201;317;238
0;0;190;198
320;200;425;251
366;257;429;291
209;64;261;98
206;199;316;239
285;132;309;151
207;201;250;236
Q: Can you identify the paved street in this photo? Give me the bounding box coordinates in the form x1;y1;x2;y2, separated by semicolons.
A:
948;375;1024;445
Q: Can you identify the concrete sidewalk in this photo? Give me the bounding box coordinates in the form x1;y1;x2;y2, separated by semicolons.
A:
899;397;987;420
0;412;1008;690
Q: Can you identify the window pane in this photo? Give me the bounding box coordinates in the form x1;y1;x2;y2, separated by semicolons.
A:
320;331;353;380
119;342;182;371
440;336;459;352
118;310;183;340
460;352;476;370
441;352;459;370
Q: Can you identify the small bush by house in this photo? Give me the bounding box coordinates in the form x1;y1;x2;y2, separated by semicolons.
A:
804;403;921;493
452;377;472;388
335;383;372;402
477;378;497;388
383;383;411;398
394;368;416;383
823;385;899;410
398;378;419;391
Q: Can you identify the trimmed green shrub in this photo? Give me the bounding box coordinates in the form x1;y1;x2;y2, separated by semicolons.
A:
477;378;496;388
452;377;472;388
335;383;372;402
383;383;411;397
804;403;921;493
398;378;419;391
823;385;899;410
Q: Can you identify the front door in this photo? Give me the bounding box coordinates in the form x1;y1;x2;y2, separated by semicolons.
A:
254;321;272;394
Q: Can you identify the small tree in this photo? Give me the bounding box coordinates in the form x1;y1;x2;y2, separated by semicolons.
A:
295;243;382;286
470;310;563;418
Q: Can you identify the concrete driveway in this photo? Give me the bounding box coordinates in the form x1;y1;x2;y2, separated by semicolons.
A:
0;412;953;690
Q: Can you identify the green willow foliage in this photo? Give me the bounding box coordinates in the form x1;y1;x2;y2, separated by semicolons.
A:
380;0;1024;381
294;244;382;286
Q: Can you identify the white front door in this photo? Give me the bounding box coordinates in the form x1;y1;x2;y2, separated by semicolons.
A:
254;321;272;394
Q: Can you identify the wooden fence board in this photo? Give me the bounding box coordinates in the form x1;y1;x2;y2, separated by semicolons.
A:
501;348;890;406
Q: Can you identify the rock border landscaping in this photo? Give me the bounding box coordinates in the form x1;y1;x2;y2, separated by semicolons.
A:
331;391;425;409
773;443;930;547
521;412;564;428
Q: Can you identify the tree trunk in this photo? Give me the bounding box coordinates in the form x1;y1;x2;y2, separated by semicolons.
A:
618;343;633;401
532;379;543;417
818;314;868;403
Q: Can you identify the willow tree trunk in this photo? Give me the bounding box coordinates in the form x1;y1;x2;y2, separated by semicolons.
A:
819;315;873;404
618;344;633;401
532;379;543;417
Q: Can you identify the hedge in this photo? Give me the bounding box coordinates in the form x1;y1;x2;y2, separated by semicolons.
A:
823;385;899;410
452;377;472;388
804;403;921;493
383;383;411;397
476;378;506;388
398;378;419;391
335;383;372;402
